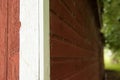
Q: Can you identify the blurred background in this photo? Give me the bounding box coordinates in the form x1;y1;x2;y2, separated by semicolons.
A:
102;0;120;80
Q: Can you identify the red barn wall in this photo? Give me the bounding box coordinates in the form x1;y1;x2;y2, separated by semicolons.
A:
50;0;104;80
0;0;20;80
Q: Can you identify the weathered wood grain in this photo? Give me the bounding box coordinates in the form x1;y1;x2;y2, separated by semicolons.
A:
0;0;8;80
0;0;20;80
7;0;20;80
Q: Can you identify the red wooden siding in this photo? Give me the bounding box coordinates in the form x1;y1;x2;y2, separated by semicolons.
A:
0;0;20;80
0;0;8;79
50;0;104;80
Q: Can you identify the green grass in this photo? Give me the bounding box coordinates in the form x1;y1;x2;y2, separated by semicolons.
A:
105;61;120;71
104;48;120;71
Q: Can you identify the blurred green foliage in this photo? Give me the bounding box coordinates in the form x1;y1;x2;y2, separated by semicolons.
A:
102;0;120;54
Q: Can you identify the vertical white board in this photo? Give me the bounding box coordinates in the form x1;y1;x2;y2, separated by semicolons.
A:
20;0;49;80
20;0;39;80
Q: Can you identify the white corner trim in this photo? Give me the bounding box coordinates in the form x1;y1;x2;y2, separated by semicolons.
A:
39;0;44;80
20;0;49;80
20;0;39;80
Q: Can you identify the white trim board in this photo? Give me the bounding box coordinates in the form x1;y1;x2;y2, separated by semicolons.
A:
20;0;50;80
20;0;39;80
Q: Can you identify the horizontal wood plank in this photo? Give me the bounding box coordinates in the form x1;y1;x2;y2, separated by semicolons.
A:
50;38;97;57
50;12;95;51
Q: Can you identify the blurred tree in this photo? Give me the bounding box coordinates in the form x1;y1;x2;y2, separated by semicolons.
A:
102;0;120;55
